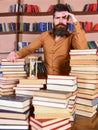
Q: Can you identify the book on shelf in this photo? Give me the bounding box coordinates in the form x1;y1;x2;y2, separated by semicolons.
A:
47;83;78;92
33;89;72;99
76;104;98;113
76;109;97;117
0;95;31;108
0;91;14;96
78;88;98;95
76;97;98;106
87;41;98;49
30;117;71;130
0;109;30;120
19;78;46;85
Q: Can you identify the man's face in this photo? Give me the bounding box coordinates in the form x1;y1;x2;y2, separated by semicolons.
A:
53;11;69;36
53;11;69;26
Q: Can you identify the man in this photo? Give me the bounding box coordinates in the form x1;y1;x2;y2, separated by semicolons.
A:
7;4;89;77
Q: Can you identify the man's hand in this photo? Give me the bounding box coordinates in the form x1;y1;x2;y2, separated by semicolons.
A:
64;11;78;23
7;51;19;62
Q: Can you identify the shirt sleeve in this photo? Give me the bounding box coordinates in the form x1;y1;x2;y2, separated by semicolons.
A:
16;33;44;58
71;22;89;49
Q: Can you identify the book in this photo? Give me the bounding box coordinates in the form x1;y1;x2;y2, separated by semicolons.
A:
76;97;98;106
71;65;98;72
19;78;46;85
70;54;98;60
47;75;77;80
47;78;76;85
0;125;28;130
33;90;72;99
77;93;98;100
78;88;98;95
0;105;30;113
77;79;98;84
34;112;71;119
70;59;98;65
34;105;73;114
0;118;29;125
30;116;69;127
76;104;98;112
1;58;25;65
33;100;68;108
33;96;69;104
69;49;98;55
76;109;97;117
70;72;98;80
16;84;44;88
14;86;40;91
0;109;30;120
15;89;35;96
47;84;77;92
0;95;31;108
30;117;70;129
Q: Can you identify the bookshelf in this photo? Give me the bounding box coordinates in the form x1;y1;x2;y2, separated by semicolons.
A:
60;0;98;44
0;0;98;61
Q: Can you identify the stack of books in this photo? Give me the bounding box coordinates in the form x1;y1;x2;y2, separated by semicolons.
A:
0;58;27;79
0;77;19;96
69;49;98;117
14;78;46;96
46;75;78;121
29;75;78;130
31;89;72;130
0;95;32;130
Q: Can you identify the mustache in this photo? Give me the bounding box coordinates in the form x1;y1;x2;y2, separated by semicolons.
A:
55;23;67;28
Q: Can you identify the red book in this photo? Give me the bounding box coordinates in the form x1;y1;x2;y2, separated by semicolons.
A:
30;116;70;130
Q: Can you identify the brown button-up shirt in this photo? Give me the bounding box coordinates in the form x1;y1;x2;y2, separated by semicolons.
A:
17;22;89;76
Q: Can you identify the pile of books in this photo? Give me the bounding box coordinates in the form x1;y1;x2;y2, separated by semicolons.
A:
0;77;19;96
29;75;78;130
69;49;98;117
14;78;46;96
0;95;32;130
0;58;27;79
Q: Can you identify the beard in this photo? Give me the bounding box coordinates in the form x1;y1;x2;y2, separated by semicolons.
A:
52;23;69;37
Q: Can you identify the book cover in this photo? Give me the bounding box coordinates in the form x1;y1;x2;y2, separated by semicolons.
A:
0;95;31;108
33;89;72;99
30;118;70;129
30;116;69;127
76;97;98;106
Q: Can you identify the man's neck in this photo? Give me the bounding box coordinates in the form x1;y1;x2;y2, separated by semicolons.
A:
55;36;61;42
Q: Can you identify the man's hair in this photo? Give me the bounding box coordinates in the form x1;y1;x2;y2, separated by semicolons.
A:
53;4;69;17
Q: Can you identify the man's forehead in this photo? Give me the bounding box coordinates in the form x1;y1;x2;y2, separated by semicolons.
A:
55;11;68;17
